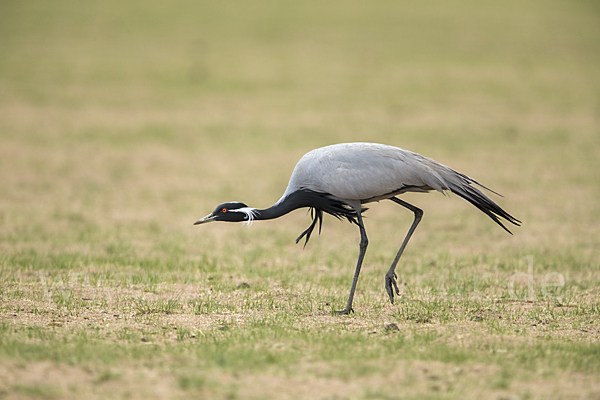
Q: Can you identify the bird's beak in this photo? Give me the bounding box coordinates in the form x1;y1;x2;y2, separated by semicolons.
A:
193;213;216;225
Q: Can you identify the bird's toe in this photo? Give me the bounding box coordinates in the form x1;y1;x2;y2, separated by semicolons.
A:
385;272;401;304
393;277;400;296
385;275;395;304
335;307;354;316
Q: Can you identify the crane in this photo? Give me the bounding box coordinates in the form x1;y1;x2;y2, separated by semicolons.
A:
194;142;520;314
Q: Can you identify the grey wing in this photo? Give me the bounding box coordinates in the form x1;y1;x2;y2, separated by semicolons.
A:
315;143;450;201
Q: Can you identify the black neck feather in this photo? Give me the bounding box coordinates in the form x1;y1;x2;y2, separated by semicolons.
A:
255;189;361;246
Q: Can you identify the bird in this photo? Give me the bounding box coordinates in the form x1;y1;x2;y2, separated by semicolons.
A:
194;142;520;314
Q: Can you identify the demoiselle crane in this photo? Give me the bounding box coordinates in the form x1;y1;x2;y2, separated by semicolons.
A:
194;143;520;314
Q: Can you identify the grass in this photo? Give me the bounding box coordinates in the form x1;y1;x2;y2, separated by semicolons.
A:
1;0;599;399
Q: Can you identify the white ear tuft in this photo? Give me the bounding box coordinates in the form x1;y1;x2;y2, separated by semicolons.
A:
231;207;258;226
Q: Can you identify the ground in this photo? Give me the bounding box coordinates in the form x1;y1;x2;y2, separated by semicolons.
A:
1;0;599;399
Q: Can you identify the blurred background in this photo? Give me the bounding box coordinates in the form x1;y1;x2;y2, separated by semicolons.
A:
0;0;598;266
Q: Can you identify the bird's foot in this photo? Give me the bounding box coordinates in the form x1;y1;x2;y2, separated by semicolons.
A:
385;272;401;304
334;307;354;316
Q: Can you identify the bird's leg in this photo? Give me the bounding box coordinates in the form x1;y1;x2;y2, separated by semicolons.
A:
385;197;423;304
337;212;368;315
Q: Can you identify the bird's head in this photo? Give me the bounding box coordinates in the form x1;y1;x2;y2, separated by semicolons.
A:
194;202;257;225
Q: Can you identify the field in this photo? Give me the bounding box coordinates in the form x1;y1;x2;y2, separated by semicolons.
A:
1;1;599;399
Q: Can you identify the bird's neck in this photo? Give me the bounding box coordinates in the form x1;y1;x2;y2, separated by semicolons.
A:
253;191;314;221
249;189;360;226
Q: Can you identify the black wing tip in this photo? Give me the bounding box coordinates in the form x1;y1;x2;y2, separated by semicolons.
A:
449;182;521;234
484;208;521;235
499;221;513;235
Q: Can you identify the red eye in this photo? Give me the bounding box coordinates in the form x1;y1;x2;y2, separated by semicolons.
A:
222;208;227;213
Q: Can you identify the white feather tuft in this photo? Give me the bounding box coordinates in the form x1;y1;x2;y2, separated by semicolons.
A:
231;207;258;226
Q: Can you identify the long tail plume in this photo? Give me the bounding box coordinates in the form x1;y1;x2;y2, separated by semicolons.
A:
444;169;521;234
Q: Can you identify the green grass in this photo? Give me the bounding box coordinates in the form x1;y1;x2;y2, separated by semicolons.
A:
1;0;599;399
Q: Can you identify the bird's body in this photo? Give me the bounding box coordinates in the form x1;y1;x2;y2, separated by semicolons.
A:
195;143;520;314
283;143;445;202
